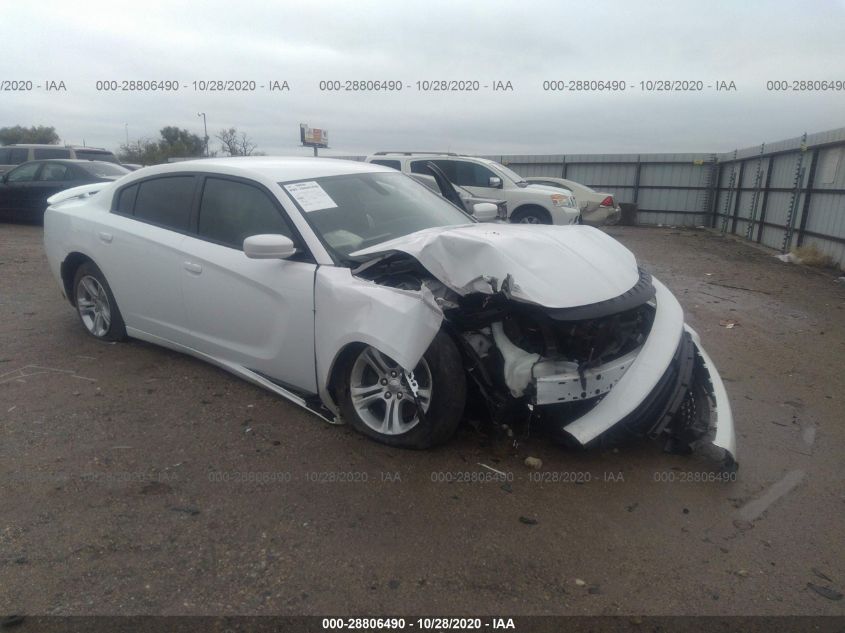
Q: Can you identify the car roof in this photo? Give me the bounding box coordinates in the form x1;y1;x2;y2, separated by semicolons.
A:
13;159;120;167
368;153;500;166
139;156;392;181
4;144;111;150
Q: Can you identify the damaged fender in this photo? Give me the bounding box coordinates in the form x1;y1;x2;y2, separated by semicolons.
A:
314;266;444;418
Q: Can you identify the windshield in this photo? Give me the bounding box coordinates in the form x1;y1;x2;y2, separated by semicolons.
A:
280;172;473;260
78;161;130;178
491;161;527;185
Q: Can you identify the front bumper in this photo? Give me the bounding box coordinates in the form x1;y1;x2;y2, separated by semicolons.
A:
541;279;736;465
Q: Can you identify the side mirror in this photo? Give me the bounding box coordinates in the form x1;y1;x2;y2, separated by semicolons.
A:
472;202;499;222
488;176;502;188
243;234;297;259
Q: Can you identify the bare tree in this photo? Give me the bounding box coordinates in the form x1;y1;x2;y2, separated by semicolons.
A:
216;128;260;156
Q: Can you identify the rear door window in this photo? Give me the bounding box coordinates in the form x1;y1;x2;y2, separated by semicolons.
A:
74;150;119;163
37;163;72;181
8;148;29;164
33;148;71;160
115;184;139;214
133;176;195;231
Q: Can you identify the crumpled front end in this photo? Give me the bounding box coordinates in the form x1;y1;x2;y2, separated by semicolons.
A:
488;277;736;466
343;223;736;464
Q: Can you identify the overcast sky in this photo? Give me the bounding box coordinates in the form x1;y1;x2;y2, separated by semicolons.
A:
2;0;844;157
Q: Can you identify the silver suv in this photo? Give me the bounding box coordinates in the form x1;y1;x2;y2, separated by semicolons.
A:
0;144;120;174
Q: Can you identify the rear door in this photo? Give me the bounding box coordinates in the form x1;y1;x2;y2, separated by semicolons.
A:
99;175;195;343
179;175;318;392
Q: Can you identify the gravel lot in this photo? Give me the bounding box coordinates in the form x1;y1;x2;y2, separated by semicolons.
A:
1;223;843;616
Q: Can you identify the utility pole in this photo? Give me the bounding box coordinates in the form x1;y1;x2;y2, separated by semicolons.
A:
197;112;209;157
124;123;129;146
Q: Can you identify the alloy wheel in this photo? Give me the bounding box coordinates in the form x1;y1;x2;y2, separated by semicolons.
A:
76;275;112;337
349;346;432;435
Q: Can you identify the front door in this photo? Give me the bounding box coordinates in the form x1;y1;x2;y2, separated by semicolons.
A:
179;175;318;393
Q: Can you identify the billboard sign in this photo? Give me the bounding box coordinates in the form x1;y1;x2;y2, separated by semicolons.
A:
300;124;328;148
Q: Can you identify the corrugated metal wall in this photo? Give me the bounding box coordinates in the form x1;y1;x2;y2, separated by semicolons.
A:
711;129;845;267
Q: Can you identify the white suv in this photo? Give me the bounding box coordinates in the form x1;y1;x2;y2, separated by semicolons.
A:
365;153;580;225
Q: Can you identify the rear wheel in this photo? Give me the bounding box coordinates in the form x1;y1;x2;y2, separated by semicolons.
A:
338;333;466;449
73;262;126;341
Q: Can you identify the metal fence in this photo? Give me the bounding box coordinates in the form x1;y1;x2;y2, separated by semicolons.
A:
486;127;845;268
709;129;845;267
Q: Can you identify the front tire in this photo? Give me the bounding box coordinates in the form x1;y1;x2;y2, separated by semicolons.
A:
73;262;126;341
338;333;466;449
511;206;551;224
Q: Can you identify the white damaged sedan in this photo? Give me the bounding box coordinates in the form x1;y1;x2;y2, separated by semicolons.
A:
43;158;736;466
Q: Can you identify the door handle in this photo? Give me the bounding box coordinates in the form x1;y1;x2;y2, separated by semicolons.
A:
98;231;113;243
183;261;203;274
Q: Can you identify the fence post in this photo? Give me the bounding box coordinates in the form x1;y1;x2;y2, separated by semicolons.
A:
711;162;723;228
730;160;746;235
756;156;775;243
633;155;642;204
796;147;820;248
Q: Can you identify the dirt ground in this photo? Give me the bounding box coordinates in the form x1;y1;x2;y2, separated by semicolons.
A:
1;223;843;617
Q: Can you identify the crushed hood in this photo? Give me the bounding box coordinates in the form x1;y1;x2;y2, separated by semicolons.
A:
351;224;640;309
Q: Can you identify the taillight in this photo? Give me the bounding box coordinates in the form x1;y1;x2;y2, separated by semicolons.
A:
600;195;614;207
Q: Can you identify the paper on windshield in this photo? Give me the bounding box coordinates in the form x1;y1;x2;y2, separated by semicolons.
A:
284;181;338;212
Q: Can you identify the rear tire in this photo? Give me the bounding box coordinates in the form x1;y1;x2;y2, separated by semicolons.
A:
338;333;466;449
73;262;127;342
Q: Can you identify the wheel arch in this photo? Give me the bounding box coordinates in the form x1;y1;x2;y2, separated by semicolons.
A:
511;204;552;224
325;341;368;415
60;252;96;306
